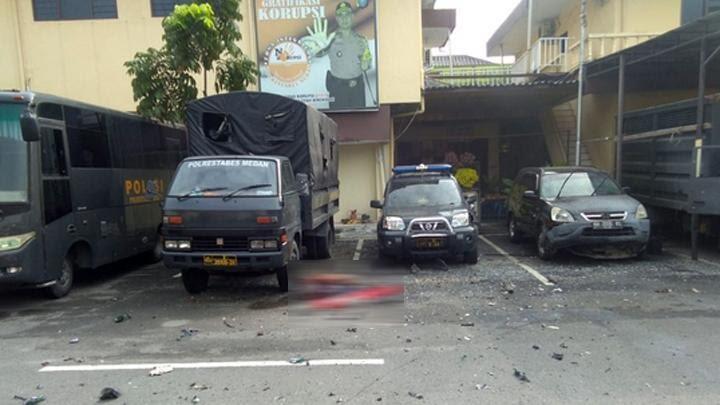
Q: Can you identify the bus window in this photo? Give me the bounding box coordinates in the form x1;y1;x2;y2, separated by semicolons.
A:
40;128;68;176
65;106;111;168
37;103;64;121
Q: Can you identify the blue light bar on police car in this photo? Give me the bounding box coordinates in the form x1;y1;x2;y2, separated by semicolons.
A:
392;164;452;174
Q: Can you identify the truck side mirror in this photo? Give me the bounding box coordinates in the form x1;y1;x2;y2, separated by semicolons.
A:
523;190;538;199
296;173;310;197
20;111;40;142
370;200;383;209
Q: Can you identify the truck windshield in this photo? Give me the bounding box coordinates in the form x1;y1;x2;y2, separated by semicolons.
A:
541;171;622;199
0;103;29;204
168;159;278;198
386;177;463;208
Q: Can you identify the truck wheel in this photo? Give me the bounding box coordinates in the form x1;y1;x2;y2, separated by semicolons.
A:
508;214;523;243
182;269;209;294
277;240;299;293
146;234;164;263
536;225;556;261
43;256;75;299
315;225;333;259
304;238;317;260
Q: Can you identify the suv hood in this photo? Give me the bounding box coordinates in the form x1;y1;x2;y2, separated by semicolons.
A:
383;205;467;221
551;195;641;217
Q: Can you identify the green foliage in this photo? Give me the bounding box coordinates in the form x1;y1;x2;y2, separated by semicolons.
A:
125;0;256;123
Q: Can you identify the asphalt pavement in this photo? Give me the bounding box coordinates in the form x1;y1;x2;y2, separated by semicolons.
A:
2;222;720;404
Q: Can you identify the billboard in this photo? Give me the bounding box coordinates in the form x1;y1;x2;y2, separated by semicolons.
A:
254;0;379;112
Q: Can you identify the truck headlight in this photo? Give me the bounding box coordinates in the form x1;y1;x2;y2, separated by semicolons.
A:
164;240;178;250
551;207;575;223
636;204;648;220
178;240;192;250
382;216;405;231
452;212;470;227
0;232;36;252
250;240;266;250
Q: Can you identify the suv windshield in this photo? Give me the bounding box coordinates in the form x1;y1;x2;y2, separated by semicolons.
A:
168;159;278;198
541;171;623;199
0;103;29;203
385;176;463;208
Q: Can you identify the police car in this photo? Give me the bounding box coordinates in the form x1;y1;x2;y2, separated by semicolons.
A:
370;164;479;264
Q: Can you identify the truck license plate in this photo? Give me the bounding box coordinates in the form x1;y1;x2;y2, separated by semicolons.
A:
203;255;238;267
416;238;445;249
593;221;623;230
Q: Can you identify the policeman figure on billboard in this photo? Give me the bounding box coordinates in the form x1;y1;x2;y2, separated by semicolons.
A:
302;1;373;110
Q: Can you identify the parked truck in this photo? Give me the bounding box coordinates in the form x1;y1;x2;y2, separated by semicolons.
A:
162;92;339;294
621;94;720;246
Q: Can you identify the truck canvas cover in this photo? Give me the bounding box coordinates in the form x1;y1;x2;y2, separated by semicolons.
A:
186;92;339;191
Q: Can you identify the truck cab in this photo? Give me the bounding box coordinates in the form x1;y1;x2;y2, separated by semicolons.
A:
162;156;306;293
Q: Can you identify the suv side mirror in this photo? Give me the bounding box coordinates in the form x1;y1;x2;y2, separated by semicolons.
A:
295;173;310;197
20;111;40;142
465;194;477;204
370;200;383;209
622;186;632;193
523;190;538;199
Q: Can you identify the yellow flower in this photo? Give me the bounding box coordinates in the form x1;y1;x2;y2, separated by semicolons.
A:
455;168;479;189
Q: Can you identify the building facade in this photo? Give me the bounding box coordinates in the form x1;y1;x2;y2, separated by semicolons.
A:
0;0;451;223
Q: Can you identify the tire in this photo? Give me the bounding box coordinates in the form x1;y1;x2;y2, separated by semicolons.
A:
463;246;479;264
146;234;164;263
277;240;300;293
536;225;556;261
315;223;334;260
304;237;317;260
508;214;523;243
43;256;75;299
182;268;209;295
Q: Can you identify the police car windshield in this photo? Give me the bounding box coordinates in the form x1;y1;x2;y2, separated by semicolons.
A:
169;159;278;198
385;177;462;208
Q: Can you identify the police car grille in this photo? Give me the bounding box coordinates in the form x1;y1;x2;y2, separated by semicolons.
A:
410;221;449;233
192;237;249;252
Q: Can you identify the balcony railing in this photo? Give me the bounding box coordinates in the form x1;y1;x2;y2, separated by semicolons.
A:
512;37;570;76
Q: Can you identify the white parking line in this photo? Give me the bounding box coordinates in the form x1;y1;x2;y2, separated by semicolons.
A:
40;358;385;372
478;235;555;286
667;249;720;268
353;239;364;261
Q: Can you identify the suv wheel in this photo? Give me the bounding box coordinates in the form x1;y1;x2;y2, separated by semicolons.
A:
182;269;209;294
508;214;523;243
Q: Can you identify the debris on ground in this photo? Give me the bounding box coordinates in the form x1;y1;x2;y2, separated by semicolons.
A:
256;331;265;337
655;288;672;294
513;369;530;383
191;395;200;404
13;395;45;405
433;258;449;271
177;328;199;341
330;340;337;346
408;391;424;400
410;264;421;274
346;327;357;333
190;383;209;391
462;336;471;341
552;288;563;294
532;345;540;350
289;356;308;365
460;322;475;327
99;387;121;401
541;324;560;330
149;365;174;377
691;288;700;294
501;281;515;295
113;313;131;323
69;337;80;344
222;318;236;328
551;353;564;361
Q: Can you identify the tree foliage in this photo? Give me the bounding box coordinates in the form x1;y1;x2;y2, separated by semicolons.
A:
125;0;256;123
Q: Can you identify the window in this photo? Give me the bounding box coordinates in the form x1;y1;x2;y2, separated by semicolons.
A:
33;0;118;21
65;106;112;168
37;103;63;121
281;162;295;189
151;0;191;17
520;173;537;192
40;128;68;176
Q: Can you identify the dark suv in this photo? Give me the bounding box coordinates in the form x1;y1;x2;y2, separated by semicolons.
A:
507;167;650;259
370;165;479;263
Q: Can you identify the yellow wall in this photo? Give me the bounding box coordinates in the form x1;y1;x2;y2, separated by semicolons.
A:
0;1;24;90
338;143;379;222
377;0;423;105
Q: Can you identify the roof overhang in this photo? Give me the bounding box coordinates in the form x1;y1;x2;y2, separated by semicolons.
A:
487;0;574;57
423;9;456;49
422;0;436;10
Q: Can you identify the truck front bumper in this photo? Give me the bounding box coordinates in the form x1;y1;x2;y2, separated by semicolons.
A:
163;249;286;273
377;225;478;260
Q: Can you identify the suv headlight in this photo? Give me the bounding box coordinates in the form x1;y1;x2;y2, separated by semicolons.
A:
452;211;470;227
636;204;648;220
0;232;36;252
551;207;575;223
382;216;405;231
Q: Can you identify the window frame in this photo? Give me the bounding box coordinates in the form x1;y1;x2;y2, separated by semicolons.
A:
32;0;119;22
150;0;191;18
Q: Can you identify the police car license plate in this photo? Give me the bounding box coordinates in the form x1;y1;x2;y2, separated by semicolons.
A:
593;221;623;230
416;238;445;249
203;255;238;267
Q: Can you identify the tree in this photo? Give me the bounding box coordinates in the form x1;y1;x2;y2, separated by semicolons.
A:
125;0;256;123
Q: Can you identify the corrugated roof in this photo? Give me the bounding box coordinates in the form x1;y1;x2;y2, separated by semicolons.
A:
430;55;494;67
424;75;577;90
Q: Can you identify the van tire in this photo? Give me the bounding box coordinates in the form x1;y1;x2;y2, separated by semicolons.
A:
43;256;75;299
315;225;333;260
277;240;299;293
147;234;164;263
182;269;209;294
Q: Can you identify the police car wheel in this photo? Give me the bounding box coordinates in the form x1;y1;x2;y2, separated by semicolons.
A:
508;215;523;243
463;247;479;264
43;256;74;299
182;269;209;294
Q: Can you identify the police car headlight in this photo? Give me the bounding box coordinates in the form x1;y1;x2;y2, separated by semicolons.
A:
451;212;470;227
551;207;575;223
178;240;192;250
164;240;178;250
0;232;36;252
382;216;405;231
636;204;648;220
